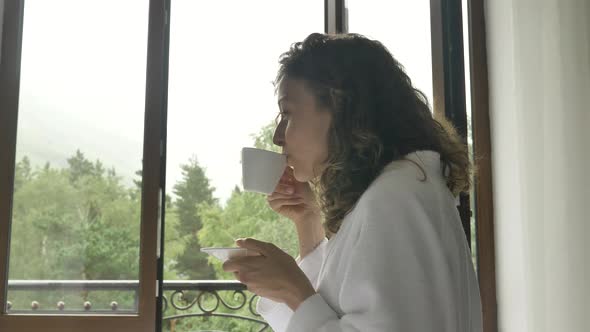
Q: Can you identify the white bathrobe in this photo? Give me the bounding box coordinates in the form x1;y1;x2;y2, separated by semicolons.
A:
256;151;483;332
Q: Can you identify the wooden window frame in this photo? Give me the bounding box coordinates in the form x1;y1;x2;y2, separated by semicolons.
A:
430;0;498;331
0;0;169;331
464;1;498;331
325;0;347;34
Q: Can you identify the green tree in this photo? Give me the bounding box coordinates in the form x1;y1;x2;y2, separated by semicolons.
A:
162;205;183;280
173;157;216;235
171;157;216;280
8;151;141;310
251;122;280;152
9;165;82;279
67;150;98;184
14;156;32;192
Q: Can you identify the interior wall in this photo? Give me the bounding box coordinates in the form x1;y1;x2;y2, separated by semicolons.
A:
485;1;590;331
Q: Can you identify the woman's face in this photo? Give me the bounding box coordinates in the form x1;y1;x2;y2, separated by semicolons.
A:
273;78;332;182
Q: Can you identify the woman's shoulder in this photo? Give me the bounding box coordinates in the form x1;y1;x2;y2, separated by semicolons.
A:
347;150;454;221
338;150;452;231
364;150;446;199
346;150;455;231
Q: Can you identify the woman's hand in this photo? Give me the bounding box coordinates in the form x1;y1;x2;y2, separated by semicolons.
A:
268;167;326;259
267;167;320;225
222;238;316;311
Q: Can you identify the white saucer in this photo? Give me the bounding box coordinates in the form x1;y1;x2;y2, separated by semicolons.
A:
200;247;259;262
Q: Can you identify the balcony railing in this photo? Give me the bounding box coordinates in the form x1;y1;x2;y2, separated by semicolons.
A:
5;280;270;331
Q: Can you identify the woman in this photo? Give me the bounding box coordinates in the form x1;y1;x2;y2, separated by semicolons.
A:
223;33;482;332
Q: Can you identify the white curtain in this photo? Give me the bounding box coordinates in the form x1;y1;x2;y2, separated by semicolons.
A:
485;0;590;331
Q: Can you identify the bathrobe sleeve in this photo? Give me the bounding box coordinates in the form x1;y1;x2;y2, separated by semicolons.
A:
285;187;466;331
256;237;328;332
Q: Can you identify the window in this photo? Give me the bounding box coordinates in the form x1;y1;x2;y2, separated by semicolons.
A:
1;0;494;331
347;0;434;110
161;1;322;330
7;0;147;312
0;0;165;330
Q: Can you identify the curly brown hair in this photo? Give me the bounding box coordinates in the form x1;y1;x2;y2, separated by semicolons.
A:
275;33;472;234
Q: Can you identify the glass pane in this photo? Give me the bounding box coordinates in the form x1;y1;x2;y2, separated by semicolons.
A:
6;0;149;315
162;1;322;330
347;0;434;110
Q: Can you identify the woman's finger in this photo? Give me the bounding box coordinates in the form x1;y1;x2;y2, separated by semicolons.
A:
284;166;295;178
236;238;277;257
267;192;301;201
222;260;239;272
223;256;264;272
268;197;304;210
273;183;295;195
279;172;293;182
278;167;296;184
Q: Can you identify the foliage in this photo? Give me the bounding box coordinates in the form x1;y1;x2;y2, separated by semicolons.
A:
251;122;280;152
8;151;141;311
173;157;216;235
10;151;140;281
171;157;217;280
8;122;292;330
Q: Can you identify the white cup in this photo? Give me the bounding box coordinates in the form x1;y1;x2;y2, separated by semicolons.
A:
241;147;287;195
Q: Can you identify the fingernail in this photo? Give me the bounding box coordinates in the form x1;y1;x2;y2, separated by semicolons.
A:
286;187;294;194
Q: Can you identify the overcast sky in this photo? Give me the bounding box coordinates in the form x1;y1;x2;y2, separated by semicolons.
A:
15;0;433;204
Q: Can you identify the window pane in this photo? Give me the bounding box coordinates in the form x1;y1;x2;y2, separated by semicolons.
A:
6;0;148;315
162;1;322;330
347;0;434;109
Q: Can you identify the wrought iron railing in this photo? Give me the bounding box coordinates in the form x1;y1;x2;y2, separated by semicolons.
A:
5;280;270;331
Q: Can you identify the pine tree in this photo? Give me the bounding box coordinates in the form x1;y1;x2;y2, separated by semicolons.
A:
172;156;216;279
67;150;95;184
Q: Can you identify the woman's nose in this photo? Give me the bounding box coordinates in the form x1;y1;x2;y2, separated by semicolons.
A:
272;122;285;147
